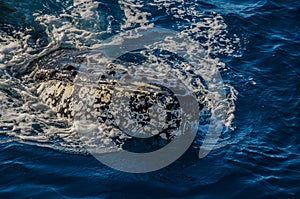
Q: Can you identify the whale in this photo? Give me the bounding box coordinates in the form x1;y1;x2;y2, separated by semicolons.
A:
7;48;202;152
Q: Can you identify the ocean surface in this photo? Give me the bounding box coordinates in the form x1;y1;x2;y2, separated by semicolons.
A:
0;0;299;198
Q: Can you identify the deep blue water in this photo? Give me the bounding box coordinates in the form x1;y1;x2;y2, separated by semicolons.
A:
0;0;299;198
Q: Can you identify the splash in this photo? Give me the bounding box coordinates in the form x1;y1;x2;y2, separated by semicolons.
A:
0;0;242;154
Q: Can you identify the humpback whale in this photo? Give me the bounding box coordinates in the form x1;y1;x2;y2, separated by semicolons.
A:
7;48;205;152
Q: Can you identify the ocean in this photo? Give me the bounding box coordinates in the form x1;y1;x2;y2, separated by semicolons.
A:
0;0;299;198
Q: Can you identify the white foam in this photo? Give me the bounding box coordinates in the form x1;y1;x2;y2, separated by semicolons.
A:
119;0;154;30
0;0;243;153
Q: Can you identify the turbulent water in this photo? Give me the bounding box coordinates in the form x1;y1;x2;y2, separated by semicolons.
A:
0;0;299;198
